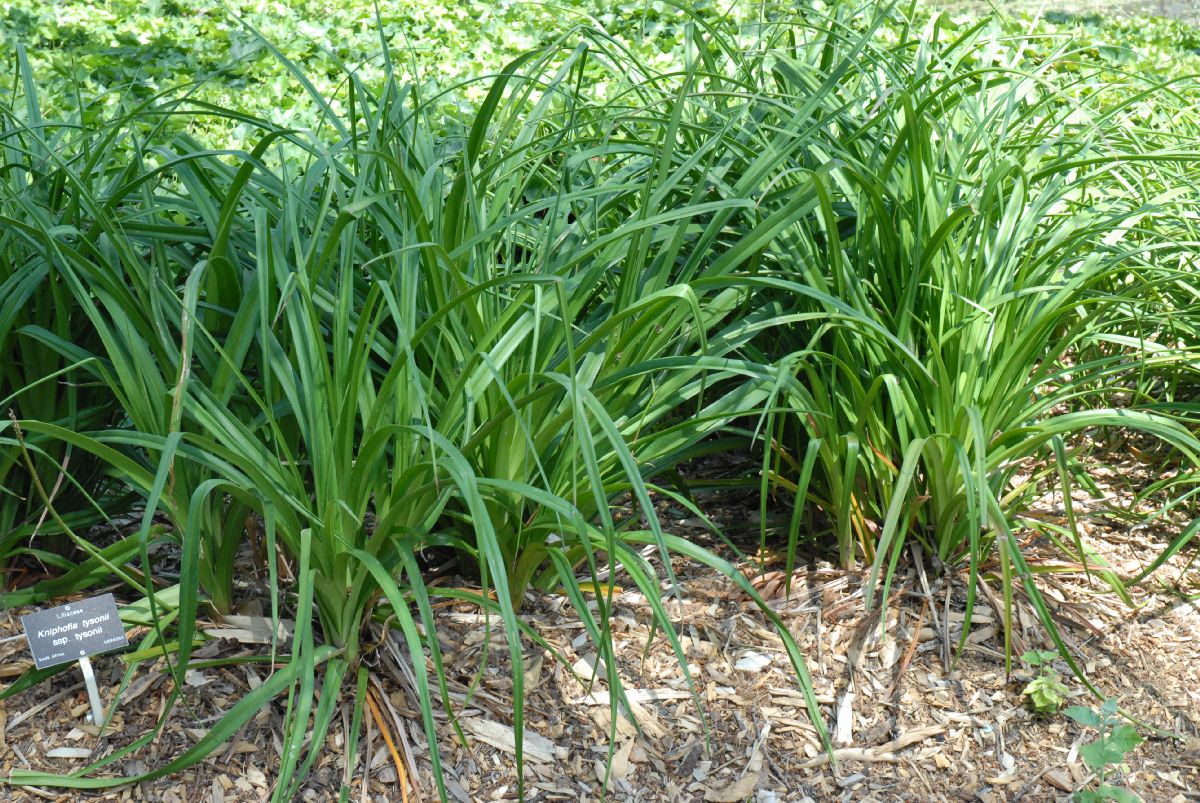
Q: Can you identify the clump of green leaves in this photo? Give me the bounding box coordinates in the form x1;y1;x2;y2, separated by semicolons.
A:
1064;698;1145;803
3;1;1200;799
1022;650;1070;714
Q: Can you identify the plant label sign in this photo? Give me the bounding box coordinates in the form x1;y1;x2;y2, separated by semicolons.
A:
22;593;128;670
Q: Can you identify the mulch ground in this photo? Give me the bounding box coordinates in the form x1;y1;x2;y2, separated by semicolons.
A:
1;445;1199;802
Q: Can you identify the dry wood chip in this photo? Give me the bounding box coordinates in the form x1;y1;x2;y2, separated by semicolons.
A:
796;725;945;769
610;739;635;781
1182;737;1200;763
591;699;666;739
244;765;268;788
242;665;262;691
985;772;1020;785
704;722;769;802
734;651;772;672
45;747;92;759
461;717;568;763
571;653;606;681
675;740;702;776
878;725;946;753
1044;768;1073;792
445;777;472;803
594;740;637;793
878;637;900;669
797;746;902;769
834;690;855;746
767;686;836;705
967;625;997;645
1150;769;1182;790
184;669;213;687
837;772;866;788
574;688;691;706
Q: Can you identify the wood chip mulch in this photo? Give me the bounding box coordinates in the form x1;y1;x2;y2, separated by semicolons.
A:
1;446;1199;802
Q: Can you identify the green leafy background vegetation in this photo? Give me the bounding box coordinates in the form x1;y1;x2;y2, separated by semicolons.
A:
5;0;1200;140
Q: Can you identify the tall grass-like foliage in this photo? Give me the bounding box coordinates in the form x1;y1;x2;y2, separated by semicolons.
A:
0;24;840;799
733;12;1200;662
2;2;1200;798
0;48;132;579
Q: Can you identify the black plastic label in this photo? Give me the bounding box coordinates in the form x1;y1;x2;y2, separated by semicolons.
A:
22;593;129;669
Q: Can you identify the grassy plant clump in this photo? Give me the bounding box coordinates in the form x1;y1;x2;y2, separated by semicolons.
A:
726;8;1200;667
1;20;837;800
0;1;1199;799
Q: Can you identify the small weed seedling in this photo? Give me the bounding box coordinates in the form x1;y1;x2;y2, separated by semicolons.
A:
1064;698;1145;803
1021;650;1070;714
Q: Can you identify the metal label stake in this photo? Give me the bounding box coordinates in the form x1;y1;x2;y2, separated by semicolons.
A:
78;655;105;725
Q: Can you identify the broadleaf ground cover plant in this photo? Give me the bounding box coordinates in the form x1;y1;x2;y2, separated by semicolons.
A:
1066;698;1147;802
1;1;1199;798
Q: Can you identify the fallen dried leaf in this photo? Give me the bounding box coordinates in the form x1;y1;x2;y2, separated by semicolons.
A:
462;717;568;763
204;615;293;645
